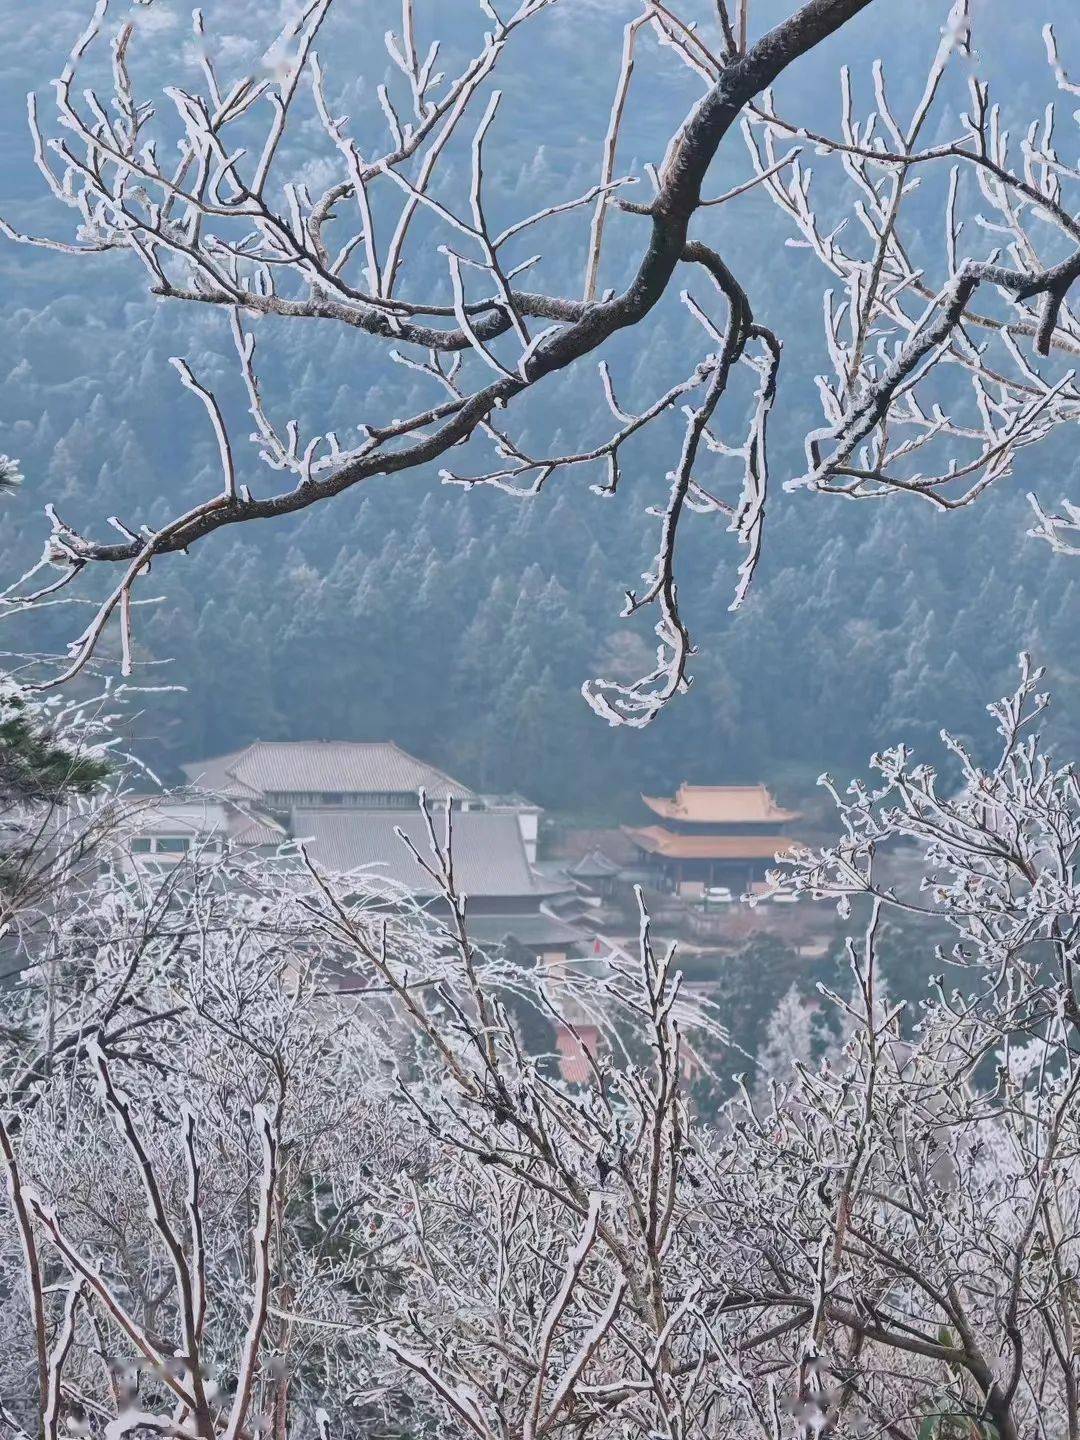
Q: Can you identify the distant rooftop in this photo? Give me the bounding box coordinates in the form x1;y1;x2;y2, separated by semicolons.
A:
480;792;543;812
466;912;585;949
182;741;474;802
291;808;563;899
568;848;623;879
116;793;288;859
641;783;799;825
623;826;796;861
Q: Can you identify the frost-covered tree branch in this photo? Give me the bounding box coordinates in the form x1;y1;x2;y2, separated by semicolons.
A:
0;0;911;723
7;1;1080;720
3;663;1080;1435
746;3;1080;516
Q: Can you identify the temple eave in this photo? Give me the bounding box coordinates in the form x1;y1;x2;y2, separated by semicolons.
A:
621;826;794;861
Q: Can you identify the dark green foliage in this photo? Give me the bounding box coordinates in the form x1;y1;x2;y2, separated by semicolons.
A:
0;3;1075;816
0;689;108;804
918;1411;998;1440
917;1331;1001;1438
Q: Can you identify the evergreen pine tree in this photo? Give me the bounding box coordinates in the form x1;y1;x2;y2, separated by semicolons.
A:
0;682;108;804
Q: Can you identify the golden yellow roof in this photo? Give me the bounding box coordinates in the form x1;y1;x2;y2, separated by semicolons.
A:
623;826;796;860
641;783;799;824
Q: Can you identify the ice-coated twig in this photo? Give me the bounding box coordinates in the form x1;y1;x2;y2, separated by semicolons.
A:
1028;491;1080;555
0;1115;49;1425
222;1095;283;1440
584;13;647;303
169;358;236;500
9;0;1079;728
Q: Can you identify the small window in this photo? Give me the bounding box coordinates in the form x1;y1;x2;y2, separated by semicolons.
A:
130;837;153;854
321;792;344;805
156;836;191;854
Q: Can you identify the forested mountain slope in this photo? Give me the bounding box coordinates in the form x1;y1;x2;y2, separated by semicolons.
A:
0;0;1074;810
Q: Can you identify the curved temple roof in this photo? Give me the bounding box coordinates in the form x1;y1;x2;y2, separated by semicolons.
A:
292;807;564;899
568;848;624;879
623;826;796;860
641;783;799;824
182;740;474;802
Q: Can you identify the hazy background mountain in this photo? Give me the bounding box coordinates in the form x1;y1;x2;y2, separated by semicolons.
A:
0;0;1075;814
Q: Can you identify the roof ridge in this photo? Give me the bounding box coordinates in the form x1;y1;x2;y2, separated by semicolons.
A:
385;739;472;792
185;740;476;800
292;807;559;897
251;738;394;748
676;782;771;791
182;743;252;767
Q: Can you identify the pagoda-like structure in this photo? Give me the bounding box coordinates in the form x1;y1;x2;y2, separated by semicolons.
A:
623;784;799;897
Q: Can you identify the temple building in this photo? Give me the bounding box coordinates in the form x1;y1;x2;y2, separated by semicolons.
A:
180;740;476;812
623;783;799;897
166;740;582;966
292;805;582;965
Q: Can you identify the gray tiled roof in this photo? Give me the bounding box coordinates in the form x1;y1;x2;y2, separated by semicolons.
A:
545;892;594;919
177;749;263;799
231;815;289;848
181;741;474;801
291;808;563;898
466;913;587;948
120;794;287;848
568;848;623;879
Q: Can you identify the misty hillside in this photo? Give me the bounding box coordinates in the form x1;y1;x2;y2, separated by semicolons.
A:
0;0;1075;810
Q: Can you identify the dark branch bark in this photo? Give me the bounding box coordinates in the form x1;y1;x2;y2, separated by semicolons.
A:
59;0;876;570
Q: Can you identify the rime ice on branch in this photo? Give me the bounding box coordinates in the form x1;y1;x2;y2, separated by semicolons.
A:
2;663;1080;1435
1;0;1078;720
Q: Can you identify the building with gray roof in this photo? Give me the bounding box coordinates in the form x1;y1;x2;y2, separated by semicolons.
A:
291;809;553;898
292;806;580;961
181;740;474;809
176;739;584;963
